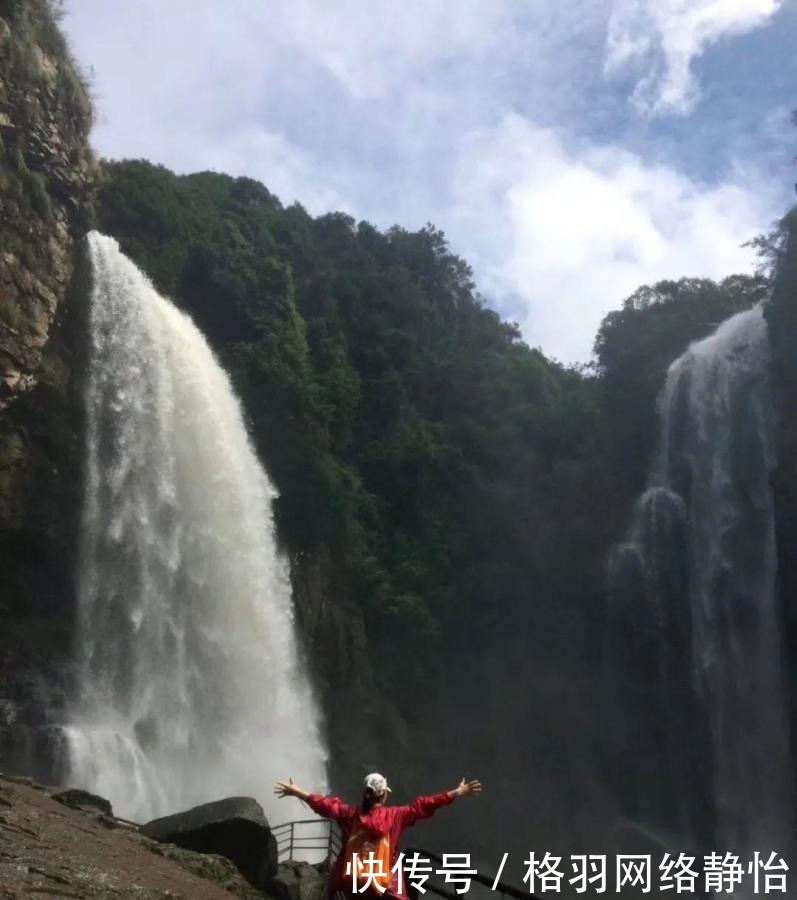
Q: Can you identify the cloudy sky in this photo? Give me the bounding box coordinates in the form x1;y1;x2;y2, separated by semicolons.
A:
62;0;797;362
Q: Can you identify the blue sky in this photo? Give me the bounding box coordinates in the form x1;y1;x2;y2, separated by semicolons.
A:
62;0;797;362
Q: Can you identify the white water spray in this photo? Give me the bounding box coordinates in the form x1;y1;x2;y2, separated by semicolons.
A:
64;232;327;823
658;305;792;859
609;305;793;875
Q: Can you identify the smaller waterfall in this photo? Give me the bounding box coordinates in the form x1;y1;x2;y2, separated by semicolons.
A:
608;305;793;867
64;232;328;823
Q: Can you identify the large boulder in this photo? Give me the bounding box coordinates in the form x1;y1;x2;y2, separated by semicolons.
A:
52;787;113;817
141;796;278;889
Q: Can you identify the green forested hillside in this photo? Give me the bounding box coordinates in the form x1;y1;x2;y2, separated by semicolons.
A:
98;162;608;677
93;159;776;855
96;160;766;665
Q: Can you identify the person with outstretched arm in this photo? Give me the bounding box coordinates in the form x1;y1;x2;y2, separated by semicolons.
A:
274;772;482;900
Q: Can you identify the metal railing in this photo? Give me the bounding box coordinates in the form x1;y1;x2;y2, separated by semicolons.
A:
272;821;534;899
272;818;342;864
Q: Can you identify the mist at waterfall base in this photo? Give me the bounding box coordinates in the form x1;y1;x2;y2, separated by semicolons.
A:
62;232;328;824
608;305;794;873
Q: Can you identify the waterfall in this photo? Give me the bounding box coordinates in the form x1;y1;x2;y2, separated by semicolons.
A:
63;232;328;823
608;304;793;866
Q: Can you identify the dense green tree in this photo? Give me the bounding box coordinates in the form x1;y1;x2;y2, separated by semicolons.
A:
594;275;767;487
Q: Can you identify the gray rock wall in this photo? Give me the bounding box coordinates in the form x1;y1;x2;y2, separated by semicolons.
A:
0;0;95;780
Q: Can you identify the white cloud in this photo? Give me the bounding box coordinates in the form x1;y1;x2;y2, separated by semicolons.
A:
202;129;349;216
762;105;795;144
61;0;789;364
272;0;508;100
450;115;777;361
606;0;782;117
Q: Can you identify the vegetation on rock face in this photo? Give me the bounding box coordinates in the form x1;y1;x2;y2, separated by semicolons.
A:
0;0;95;779
0;0;95;412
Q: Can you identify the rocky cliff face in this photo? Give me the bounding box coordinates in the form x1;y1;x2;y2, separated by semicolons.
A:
0;0;95;406
291;548;408;789
765;210;797;771
0;0;95;778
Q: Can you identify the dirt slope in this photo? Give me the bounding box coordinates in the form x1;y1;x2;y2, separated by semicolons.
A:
0;775;262;900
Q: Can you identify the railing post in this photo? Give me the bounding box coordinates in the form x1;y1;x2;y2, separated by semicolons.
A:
290;821;295;860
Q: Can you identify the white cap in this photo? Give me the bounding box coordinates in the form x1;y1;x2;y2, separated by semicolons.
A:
364;772;391;795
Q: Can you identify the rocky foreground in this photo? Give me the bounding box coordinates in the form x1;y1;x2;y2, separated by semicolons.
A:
0;775;324;900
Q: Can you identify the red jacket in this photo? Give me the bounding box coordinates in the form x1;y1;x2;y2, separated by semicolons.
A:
305;791;454;899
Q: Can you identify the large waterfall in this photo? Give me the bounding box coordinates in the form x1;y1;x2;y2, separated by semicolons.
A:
63;232;328;823
608;305;793;868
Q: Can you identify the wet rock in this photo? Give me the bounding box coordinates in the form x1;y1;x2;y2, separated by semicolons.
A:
0;773;44;789
265;860;326;900
53;787;113;817
148;842;263;900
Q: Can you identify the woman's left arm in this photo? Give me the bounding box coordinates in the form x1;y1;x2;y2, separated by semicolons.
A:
446;778;482;801
400;777;482;827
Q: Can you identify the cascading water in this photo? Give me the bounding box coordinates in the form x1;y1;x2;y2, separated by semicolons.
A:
63;232;328;823
608;305;793;873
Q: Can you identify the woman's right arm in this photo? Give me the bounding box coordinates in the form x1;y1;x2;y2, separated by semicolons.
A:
274;778;354;822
